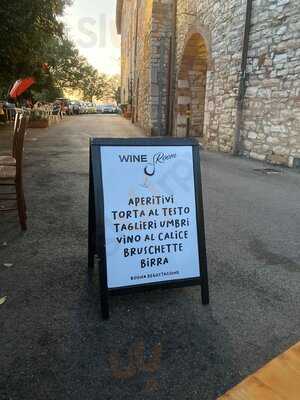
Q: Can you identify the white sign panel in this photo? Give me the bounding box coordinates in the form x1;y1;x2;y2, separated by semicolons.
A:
100;145;201;289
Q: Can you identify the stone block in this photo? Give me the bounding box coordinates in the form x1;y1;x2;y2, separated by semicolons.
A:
248;131;258;140
178;96;191;105
269;154;289;165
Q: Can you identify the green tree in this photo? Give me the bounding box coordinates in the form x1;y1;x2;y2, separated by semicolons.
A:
0;0;71;96
0;1;110;103
78;62;107;102
45;37;81;90
104;75;121;104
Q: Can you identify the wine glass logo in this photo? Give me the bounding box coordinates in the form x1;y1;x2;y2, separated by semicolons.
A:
144;163;155;177
140;172;150;188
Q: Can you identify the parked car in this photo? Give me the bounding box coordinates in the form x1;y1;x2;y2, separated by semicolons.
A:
4;101;16;109
70;101;82;115
96;104;103;114
79;102;87;114
52;101;62;116
1;101;16;121
85;102;97;114
102;104;117;114
77;102;85;114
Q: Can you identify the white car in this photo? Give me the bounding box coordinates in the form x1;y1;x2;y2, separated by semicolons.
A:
102;104;117;114
96;104;103;113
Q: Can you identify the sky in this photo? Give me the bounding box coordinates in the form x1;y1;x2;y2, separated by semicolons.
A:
62;0;120;76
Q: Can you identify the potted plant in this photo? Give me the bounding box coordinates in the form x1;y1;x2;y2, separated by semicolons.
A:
28;109;49;128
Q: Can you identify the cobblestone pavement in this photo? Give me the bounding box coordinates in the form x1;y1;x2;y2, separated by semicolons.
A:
0;115;299;400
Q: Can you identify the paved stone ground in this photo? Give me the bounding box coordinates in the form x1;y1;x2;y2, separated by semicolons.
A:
0;115;299;400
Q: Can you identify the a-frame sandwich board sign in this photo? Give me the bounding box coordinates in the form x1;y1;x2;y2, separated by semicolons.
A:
88;137;209;319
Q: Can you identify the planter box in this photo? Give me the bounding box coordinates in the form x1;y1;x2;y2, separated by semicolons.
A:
28;119;49;129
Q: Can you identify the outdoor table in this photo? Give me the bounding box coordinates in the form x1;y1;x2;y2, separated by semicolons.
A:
218;342;300;400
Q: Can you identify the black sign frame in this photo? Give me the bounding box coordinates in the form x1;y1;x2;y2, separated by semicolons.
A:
88;137;209;319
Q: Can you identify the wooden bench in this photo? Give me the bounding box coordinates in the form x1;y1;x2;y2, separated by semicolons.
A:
218;342;300;400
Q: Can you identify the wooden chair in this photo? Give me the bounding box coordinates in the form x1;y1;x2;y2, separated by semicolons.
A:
0;112;22;166
0;114;29;230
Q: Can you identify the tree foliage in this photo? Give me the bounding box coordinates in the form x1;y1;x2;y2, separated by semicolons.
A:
0;1;70;88
0;0;109;102
105;75;121;104
76;60;107;102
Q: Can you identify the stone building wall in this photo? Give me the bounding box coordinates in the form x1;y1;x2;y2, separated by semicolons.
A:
133;0;153;133
241;0;300;167
118;0;173;136
150;0;173;135
175;0;245;150
118;0;152;134
119;0;133;107
118;0;300;167
175;0;300;165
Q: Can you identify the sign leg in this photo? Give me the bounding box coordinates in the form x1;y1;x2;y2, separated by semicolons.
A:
201;277;209;305
98;258;109;319
88;160;96;271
